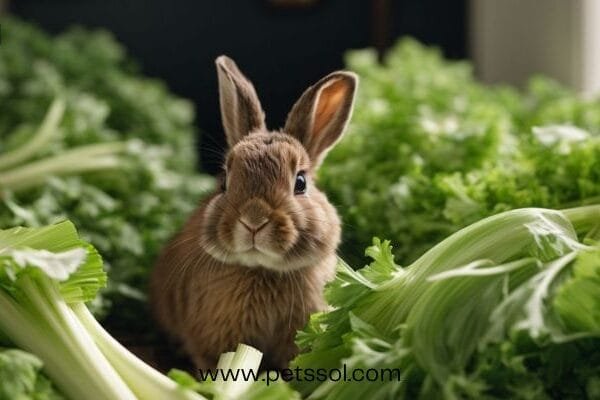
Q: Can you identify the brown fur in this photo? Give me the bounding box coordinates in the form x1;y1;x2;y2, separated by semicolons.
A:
150;56;357;370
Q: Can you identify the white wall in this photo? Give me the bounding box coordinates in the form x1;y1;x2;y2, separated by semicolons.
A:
470;0;600;96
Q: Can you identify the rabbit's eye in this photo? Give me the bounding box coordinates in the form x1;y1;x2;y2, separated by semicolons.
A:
294;171;306;195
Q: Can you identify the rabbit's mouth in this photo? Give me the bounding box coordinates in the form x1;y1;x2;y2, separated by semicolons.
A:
215;246;293;271
206;236;312;272
236;248;281;269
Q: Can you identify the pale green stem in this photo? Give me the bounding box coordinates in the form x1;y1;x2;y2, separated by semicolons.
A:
562;204;600;233
0;289;100;400
72;303;206;400
0;142;126;192
0;98;66;171
215;344;262;400
25;276;137;399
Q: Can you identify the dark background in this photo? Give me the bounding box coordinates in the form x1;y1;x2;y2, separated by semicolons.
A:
12;0;467;174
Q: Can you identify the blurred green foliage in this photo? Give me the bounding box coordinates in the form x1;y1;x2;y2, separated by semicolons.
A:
0;348;63;400
0;17;214;317
321;39;600;265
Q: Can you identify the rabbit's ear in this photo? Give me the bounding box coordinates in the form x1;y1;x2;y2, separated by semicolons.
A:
216;56;266;148
284;71;357;167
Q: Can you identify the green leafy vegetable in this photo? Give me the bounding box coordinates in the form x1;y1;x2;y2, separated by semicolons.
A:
0;221;137;399
0;348;63;400
554;248;600;333
0;17;214;319
293;205;600;399
321;39;600;266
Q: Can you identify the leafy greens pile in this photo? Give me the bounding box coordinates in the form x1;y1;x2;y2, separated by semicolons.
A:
293;205;600;399
0;17;214;315
1;207;597;400
320;39;600;265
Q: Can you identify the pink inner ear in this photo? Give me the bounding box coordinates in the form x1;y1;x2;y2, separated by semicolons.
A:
312;78;349;136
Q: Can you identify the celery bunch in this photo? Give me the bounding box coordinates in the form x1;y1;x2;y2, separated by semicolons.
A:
293;205;600;399
0;221;205;399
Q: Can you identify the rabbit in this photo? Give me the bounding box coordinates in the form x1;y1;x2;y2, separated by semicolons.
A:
150;55;357;371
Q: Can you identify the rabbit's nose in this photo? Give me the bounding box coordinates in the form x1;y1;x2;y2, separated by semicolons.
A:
239;197;273;234
239;217;269;233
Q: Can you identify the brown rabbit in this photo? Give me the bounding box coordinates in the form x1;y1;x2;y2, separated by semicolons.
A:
150;56;357;371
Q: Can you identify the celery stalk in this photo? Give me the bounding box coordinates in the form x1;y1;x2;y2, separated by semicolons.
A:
363;208;582;335
215;344;263;400
0;142;126;192
0;279;136;400
0;98;65;171
72;303;206;400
